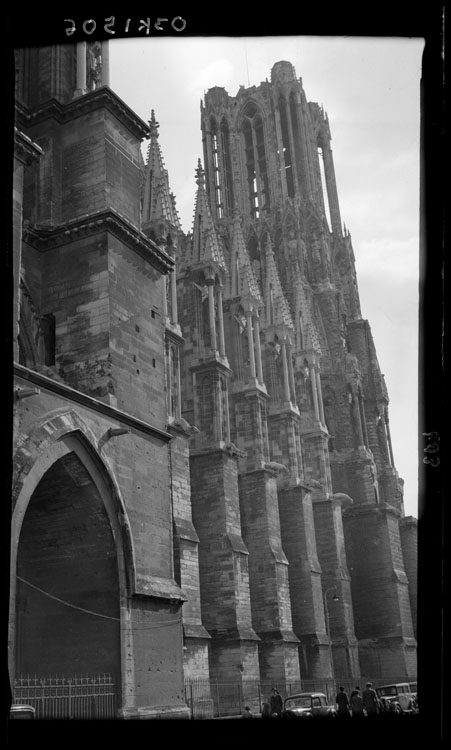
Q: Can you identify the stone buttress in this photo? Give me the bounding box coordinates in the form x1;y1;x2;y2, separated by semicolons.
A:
178;162;260;696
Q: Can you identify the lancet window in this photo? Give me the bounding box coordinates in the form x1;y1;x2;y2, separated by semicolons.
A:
210;117;223;219
241;103;270;218
317;146;332;230
220;118;234;216
278;94;294;198
289;91;303;189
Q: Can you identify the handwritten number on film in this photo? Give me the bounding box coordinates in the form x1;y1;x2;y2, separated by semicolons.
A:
422;432;440;466
64;17;187;36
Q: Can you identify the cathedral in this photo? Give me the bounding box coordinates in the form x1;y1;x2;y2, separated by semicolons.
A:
11;41;417;719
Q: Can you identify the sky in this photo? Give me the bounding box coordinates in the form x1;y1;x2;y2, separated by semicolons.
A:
109;35;424;519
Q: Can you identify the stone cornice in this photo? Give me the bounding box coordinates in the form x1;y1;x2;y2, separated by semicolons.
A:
16;87;150;141
22;209;174;275
343;502;402;520
190;354;232;376
14;363;172;444
14;128;43;165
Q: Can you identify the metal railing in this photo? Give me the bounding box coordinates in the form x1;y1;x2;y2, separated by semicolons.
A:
13;674;117;720
184;676;393;719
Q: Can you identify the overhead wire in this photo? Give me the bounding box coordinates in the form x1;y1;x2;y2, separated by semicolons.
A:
16;575;182;630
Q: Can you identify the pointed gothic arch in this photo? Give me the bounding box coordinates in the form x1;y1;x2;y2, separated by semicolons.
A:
10;415;136;692
239;100;270;218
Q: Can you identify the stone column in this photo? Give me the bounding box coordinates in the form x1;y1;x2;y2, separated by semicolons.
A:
274;108;289;198
294;91;314;199
310;365;320;421
281;340;291;403
170;261;178;325
253;314;264;385
166;340;172;416
358;390;369;448
101;41;110;86
321;144;342;236
377;404;391;462
207;278;217;351
217;285;226;357
74;42;87;97
351;388;365;446
285;99;300;195
385;410;395;467
175;347;182;419
287;343;297;403
246;311;256;380
223;380;231;443
162;276;168;319
316;370;326;428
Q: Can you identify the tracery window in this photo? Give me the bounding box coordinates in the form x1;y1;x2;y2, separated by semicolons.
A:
241;103;270;218
278;94;294;197
317;146;332;230
220;118;234;216
210;117;223;219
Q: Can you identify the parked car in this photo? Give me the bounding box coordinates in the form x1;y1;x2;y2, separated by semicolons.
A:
282;692;337;719
9;704;36;719
376;683;418;714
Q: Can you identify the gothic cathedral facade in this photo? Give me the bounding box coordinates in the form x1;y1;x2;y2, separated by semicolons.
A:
11;44;417;718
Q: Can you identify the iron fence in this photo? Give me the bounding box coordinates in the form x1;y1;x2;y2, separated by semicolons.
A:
13;673;117;720
184;676;390;718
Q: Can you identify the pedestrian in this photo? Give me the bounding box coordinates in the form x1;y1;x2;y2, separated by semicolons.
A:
242;705;253;719
350;686;364;717
261;699;271;719
335;685;350;717
270;687;283;717
350;685;360;699
362;682;380;716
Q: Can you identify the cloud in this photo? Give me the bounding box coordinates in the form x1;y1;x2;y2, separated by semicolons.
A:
356;237;419;282
185;57;235;96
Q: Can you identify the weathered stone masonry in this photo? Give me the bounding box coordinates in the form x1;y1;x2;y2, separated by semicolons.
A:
11;45;417;719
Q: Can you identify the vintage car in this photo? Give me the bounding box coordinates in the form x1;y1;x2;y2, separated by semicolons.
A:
282;692;337;719
376;682;418;714
9;704;36;719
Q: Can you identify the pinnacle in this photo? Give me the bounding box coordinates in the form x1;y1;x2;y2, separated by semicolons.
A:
195;158;205;187
148;109;160;138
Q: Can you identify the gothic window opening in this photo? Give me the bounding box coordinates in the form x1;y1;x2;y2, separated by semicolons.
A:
278;95;294;198
289;91;303;190
317;147;332;230
234;252;240;297
218;374;229;441
210;118;224;219
243;119;258;218
202;296;211;349
168;343;180;418
323;389;336;451
241;103;270;218
42;313;56;366
298;311;304;350
269;283;275;325
220;118;234;216
254;116;270;212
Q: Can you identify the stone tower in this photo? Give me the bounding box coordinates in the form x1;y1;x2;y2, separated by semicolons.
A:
12;43;417;720
12;42;190;718
188;60;417;682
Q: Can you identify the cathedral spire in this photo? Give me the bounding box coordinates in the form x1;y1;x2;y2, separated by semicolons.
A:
228;211;262;311
296;281;322;355
190;159;226;276
264;236;294;335
142;110;181;232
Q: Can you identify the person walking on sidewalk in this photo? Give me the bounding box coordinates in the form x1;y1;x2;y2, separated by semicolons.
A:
362;682;380;716
335;686;351;718
350;687;364;717
270;687;283;717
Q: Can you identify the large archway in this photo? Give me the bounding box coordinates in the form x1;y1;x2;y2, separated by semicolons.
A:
15;449;121;680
